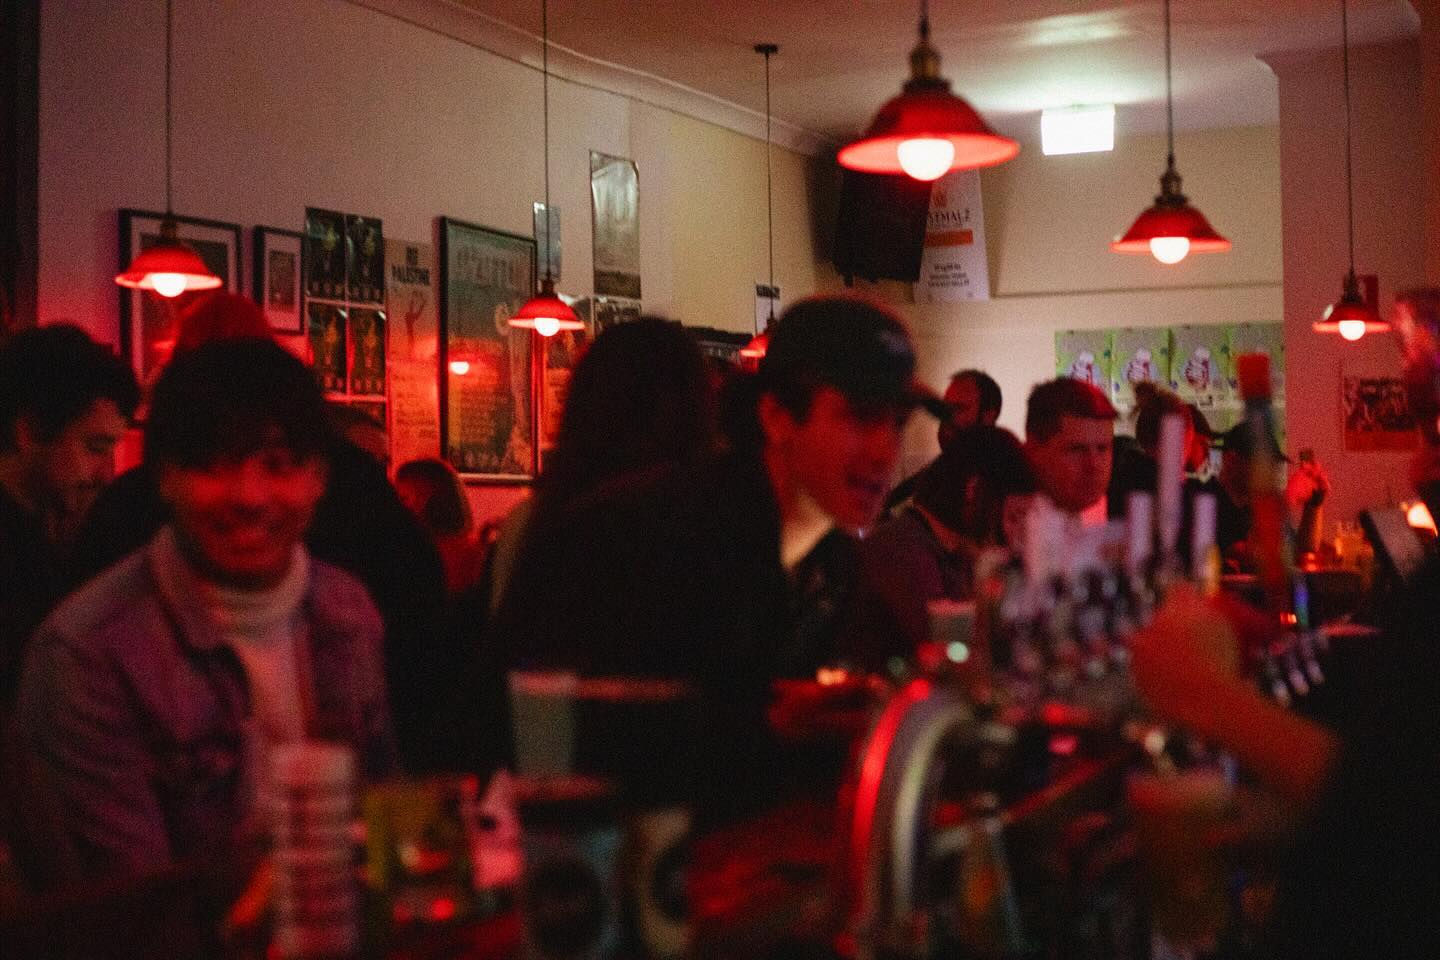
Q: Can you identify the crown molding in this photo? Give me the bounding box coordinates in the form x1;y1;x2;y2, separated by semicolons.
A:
346;0;836;158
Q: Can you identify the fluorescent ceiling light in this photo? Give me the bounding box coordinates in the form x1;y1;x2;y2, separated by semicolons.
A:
1041;104;1115;155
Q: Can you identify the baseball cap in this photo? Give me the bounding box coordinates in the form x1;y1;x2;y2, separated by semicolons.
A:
1214;420;1287;462
756;295;950;419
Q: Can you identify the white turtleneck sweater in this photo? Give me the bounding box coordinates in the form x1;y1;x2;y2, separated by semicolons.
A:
155;527;311;751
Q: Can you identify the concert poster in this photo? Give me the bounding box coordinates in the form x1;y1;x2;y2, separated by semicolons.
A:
305;207;347;300
307;301;348;394
346;215;386;304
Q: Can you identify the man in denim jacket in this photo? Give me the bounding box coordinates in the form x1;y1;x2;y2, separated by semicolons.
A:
11;338;396;887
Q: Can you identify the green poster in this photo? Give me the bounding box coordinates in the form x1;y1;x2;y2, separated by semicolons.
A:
1110;327;1173;413
1055;329;1113;394
1169;324;1232;414
1226;322;1287;449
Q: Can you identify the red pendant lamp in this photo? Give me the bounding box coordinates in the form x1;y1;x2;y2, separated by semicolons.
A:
1313;0;1388;342
510;0;583;338
114;0;222;298
837;0;1018;182
1112;0;1230;265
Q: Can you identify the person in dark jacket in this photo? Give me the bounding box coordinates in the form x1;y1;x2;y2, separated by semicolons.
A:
0;325;138;715
495;296;948;820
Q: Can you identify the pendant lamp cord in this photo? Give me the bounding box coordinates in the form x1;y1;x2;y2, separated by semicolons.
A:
1342;0;1356;278
165;0;173;214
541;0;553;284
919;0;930;40
763;45;775;319
1164;0;1175;169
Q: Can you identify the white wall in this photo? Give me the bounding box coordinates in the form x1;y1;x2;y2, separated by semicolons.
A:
36;0;829;344
1266;40;1424;523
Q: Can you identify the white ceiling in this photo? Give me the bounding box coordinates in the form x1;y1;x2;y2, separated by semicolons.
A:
449;0;1420;147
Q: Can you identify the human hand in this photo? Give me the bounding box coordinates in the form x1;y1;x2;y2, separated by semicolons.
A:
1130;584;1242;731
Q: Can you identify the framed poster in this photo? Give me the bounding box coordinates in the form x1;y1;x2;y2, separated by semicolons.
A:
253;226;304;334
305;207;347;300
118;209;241;384
348;307;387;397
1343;374;1418;451
540;295;592;457
593;296;642;336
438;217;536;481
590;152;641;299
346;215;385;304
307;302;348;394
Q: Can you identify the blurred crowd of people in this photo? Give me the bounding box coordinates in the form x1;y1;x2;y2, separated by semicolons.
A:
0;287;1434;957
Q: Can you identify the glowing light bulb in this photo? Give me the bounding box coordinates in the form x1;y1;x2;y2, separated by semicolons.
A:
1338;318;1366;341
896;138;955;181
1149;237;1190;264
149;272;188;298
532;316;561;338
449;360;471;376
1406;500;1436;534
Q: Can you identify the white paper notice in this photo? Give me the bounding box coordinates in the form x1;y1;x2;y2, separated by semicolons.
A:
915;170;990;303
385;238;440;468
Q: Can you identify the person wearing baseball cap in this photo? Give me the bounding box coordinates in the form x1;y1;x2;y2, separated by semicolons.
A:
499;294;946;676
494;295;945;815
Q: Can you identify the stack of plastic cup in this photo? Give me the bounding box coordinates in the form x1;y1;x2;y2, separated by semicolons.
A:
272;742;360;959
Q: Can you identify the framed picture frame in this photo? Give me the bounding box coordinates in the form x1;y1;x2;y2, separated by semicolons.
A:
253;226;304;334
119;209;241;383
437;217;536;481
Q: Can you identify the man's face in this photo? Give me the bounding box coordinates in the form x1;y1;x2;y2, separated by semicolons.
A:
18;399;127;531
1027;414;1113;514
159;445;327;590
766;385;906;533
939;376;983;449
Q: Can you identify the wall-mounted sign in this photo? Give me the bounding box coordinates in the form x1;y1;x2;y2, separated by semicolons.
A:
914;169;989;303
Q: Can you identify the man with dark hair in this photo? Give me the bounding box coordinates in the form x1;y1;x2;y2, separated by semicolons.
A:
1025;377;1118;523
496;296;945;815
938;369;1002;449
886;368;1001;511
0;324;138;712
12;339;395;886
501;295;945;675
69;293;452;776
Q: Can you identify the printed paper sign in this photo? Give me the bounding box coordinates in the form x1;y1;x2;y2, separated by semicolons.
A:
915;170;990;303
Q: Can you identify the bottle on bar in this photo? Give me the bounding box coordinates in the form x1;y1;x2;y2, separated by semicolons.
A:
1233;350;1322;712
1190;492;1220;597
1154;413;1188;583
953;794;1028;960
1234;352;1305;624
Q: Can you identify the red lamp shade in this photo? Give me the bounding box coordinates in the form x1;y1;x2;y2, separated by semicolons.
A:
1314;273;1389;341
838;20;1017;181
114;218;223;298
508;277;585;338
1112;162;1230;264
737;331;768;372
838;88;1019;179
